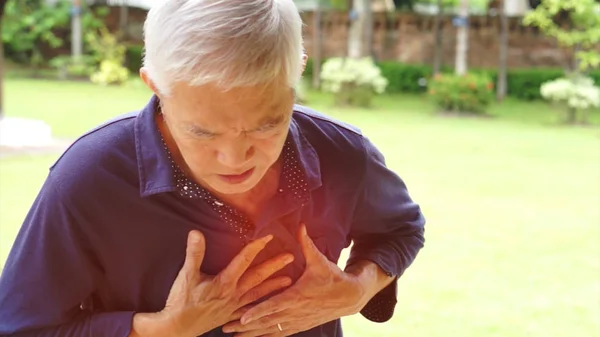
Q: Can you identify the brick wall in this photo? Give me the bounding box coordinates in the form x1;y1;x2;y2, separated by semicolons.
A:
299;11;575;69
103;8;589;70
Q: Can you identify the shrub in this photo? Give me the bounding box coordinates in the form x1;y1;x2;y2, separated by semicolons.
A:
86;26;129;85
125;45;144;73
377;62;433;93
540;75;600;124
49;55;96;80
320;57;388;107
304;57;600;101
427;72;495;114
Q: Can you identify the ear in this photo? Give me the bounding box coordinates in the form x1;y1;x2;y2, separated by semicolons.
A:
140;67;161;96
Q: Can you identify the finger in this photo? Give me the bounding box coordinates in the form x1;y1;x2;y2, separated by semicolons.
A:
219;235;273;284
223;311;287;334
229;305;252;322
298;224;321;262
240;291;293;325
182;230;206;275
233;324;285;337
239;276;292;306
262;329;300;337
238;253;294;294
233;327;275;337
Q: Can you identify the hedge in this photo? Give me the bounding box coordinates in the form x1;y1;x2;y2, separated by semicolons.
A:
125;45;144;75
125;46;600;101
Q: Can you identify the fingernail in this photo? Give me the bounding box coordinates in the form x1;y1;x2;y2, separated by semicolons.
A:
263;235;273;243
190;231;200;243
301;224;308;237
222;327;233;333
241;316;252;325
284;254;294;264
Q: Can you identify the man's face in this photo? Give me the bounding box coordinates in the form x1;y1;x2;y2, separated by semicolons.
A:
158;80;295;196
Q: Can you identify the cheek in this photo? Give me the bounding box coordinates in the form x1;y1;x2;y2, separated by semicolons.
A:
175;137;214;168
251;135;287;159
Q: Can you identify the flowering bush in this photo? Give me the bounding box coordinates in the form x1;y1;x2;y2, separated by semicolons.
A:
90;60;130;86
320;57;388;107
86;26;130;86
427;72;495;115
540;76;600;110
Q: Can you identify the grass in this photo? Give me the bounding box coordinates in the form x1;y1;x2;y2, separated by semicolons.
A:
1;77;599;337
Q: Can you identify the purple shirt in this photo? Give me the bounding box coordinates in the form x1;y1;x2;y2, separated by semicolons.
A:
0;96;425;336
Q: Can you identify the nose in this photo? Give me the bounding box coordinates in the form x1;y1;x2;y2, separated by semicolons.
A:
216;137;254;169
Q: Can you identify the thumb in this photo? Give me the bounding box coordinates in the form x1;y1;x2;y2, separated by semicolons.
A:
298;224;321;262
182;230;206;275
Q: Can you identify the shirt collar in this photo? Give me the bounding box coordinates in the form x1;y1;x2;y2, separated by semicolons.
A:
135;95;177;197
134;95;323;197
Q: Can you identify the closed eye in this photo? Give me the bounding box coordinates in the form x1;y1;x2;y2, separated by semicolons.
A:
185;126;217;139
252;123;279;133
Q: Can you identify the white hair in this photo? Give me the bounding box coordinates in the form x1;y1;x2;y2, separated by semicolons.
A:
142;0;304;96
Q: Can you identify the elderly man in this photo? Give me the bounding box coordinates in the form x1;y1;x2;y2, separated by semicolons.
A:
0;1;425;336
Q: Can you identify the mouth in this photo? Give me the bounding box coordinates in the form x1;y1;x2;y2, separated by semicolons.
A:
217;167;255;185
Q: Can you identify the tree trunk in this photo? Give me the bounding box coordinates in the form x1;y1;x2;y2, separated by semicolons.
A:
565;107;577;124
119;4;129;39
0;0;6;120
72;0;82;59
363;0;373;58
455;0;469;75
312;5;323;88
496;0;508;101
432;0;444;74
348;0;366;58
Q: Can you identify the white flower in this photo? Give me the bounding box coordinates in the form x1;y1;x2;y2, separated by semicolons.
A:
320;57;388;95
540;76;600;110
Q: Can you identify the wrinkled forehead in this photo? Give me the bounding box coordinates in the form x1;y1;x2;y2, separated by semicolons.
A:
163;81;296;125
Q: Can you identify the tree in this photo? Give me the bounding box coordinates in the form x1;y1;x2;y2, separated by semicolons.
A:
348;0;367;58
524;0;600;124
432;0;444;74
523;0;600;72
454;0;469;75
0;0;6;119
496;0;508;101
1;0;70;71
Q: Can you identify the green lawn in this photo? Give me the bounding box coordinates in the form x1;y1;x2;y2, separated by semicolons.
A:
1;78;599;337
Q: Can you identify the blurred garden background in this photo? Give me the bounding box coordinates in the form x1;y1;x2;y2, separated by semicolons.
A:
0;0;599;337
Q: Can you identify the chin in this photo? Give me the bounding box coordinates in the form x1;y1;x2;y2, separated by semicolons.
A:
210;177;260;196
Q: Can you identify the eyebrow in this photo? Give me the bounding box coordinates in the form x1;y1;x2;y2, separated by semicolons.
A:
182;114;287;137
250;114;287;131
184;124;217;137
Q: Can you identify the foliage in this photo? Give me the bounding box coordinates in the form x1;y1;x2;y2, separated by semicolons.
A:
1;0;70;67
523;0;600;71
427;72;495;114
320;57;388;107
48;55;96;80
86;26;130;85
125;45;145;73
306;58;600;101
415;0;491;12
2;1;110;67
377;62;432;93
540;75;600;123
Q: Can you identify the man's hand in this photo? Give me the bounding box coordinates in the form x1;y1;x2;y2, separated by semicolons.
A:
221;225;368;337
131;230;295;337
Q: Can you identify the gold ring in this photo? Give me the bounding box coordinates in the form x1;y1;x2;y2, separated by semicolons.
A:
277;323;283;331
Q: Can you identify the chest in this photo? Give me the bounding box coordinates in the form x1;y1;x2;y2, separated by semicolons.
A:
90;188;353;313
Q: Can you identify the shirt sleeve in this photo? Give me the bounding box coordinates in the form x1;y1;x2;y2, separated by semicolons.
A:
346;136;426;323
0;173;135;336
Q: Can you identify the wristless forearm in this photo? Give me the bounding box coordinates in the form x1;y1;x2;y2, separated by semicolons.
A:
345;260;394;305
129;312;173;337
